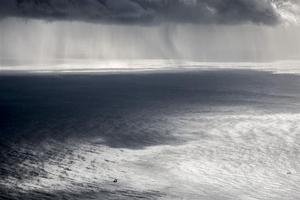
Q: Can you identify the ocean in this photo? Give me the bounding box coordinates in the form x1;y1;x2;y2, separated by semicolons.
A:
0;67;300;199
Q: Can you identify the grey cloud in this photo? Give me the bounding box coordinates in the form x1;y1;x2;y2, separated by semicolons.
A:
0;0;297;25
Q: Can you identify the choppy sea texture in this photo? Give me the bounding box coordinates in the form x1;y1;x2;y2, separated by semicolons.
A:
0;69;300;199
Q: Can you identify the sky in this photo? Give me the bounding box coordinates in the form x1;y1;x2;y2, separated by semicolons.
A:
0;0;299;25
0;0;300;62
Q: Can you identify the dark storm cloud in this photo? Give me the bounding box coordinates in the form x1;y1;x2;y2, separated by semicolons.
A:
0;0;293;25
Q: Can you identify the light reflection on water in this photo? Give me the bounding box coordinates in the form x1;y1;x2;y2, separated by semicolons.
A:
0;69;300;199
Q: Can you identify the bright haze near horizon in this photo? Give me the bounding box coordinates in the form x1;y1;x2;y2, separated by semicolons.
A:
1;1;300;200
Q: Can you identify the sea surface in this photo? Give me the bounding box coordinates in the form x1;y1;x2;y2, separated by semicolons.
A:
0;68;300;199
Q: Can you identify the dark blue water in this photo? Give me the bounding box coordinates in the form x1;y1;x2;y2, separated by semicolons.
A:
0;70;300;200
